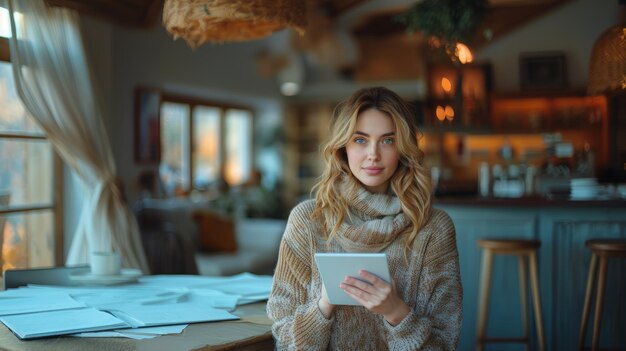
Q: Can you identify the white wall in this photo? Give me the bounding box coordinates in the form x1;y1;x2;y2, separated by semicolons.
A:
475;0;620;92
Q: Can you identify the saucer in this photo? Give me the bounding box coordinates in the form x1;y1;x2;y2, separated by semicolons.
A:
69;268;142;285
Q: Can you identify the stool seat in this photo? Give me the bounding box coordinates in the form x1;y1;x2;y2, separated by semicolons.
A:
478;239;541;251
579;238;626;351
585;239;626;253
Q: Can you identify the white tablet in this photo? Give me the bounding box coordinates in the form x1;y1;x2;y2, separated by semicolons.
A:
314;252;390;306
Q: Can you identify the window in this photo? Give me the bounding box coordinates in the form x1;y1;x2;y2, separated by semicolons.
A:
0;7;61;275
158;94;253;196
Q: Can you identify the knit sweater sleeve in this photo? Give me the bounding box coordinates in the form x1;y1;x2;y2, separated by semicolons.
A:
385;210;463;350
267;201;334;350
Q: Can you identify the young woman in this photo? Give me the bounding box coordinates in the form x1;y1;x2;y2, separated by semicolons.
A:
267;87;462;350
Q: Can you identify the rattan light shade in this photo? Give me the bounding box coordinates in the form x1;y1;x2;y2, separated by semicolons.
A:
587;24;626;95
163;0;306;48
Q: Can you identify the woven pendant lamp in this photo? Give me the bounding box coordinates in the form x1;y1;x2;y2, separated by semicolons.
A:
587;22;626;95
163;0;307;48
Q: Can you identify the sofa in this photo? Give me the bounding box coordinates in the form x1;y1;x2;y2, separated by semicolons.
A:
134;198;287;276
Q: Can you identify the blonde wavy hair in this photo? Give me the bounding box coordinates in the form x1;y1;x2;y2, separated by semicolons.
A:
311;87;432;250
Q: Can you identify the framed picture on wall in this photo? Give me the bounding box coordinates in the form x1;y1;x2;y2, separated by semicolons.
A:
134;87;161;164
520;52;567;91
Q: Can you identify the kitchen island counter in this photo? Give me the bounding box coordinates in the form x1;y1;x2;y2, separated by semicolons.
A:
435;201;625;351
435;195;626;208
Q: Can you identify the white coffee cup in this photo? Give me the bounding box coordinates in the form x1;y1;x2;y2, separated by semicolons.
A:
90;251;122;276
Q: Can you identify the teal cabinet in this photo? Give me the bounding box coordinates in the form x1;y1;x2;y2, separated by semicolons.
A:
436;204;626;351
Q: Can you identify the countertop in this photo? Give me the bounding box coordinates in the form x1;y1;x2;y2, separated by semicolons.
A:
434;195;626;208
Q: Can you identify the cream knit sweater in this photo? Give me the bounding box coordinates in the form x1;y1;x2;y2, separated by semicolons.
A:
267;185;463;350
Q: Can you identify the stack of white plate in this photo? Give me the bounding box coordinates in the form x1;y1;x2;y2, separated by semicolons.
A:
570;178;600;200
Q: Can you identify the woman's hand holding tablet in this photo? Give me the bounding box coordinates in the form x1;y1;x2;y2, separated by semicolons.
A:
314;253;390;306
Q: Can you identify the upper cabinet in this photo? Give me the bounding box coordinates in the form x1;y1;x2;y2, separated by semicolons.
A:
490;93;607;133
422;63;493;131
422;61;608;136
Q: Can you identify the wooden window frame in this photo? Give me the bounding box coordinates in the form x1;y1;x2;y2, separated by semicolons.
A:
0;37;9;62
159;92;255;194
0;36;64;269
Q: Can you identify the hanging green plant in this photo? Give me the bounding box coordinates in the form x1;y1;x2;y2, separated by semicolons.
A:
398;0;487;59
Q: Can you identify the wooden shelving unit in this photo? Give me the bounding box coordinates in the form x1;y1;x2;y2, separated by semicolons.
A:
284;103;333;205
491;94;608;133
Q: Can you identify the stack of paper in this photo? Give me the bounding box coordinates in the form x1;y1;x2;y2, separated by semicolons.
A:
1;308;128;339
105;301;238;328
0;273;272;340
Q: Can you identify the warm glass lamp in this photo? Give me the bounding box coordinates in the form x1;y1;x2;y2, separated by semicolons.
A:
587;22;626;95
163;0;306;48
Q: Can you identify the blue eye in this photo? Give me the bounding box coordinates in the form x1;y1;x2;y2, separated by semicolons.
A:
382;138;394;144
354;137;366;144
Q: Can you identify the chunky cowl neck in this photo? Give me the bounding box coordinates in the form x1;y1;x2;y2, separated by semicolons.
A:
330;177;411;252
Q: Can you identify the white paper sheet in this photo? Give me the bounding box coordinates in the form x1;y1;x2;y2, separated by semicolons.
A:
72;289;185;309
0;294;85;316
72;331;157;339
105;301;239;327
188;289;240;310
117;324;188;335
0;308;129;339
73;324;188;339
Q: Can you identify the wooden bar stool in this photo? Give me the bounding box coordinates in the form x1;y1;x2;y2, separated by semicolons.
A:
476;239;544;351
578;239;626;351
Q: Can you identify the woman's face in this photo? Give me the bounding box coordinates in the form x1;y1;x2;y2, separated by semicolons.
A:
345;108;400;194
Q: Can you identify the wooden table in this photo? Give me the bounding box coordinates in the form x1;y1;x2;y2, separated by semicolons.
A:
0;302;273;351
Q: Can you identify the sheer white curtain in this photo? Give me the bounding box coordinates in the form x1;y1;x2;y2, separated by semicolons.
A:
7;0;149;272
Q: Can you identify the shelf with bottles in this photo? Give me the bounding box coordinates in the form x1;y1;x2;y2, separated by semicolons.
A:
423;130;608;198
490;93;607;133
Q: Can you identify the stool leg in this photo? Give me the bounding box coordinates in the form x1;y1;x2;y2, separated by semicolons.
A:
578;253;598;351
518;255;529;351
477;249;494;351
529;250;544;351
591;255;608;351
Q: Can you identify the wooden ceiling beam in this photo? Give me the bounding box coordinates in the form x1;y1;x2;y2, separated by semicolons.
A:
351;0;572;45
44;0;162;28
316;0;370;18
39;0;573;39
